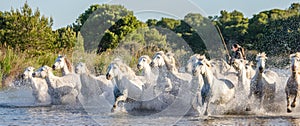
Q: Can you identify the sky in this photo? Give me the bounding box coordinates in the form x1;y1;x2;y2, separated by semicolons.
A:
0;0;298;29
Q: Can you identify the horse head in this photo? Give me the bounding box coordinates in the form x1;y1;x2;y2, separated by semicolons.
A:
256;52;267;73
290;52;300;73
186;54;201;73
192;55;211;76
52;55;73;74
75;62;89;74
137;55;151;70
52;55;65;70
232;59;245;71
150;51;165;67
22;66;35;79
33;65;52;78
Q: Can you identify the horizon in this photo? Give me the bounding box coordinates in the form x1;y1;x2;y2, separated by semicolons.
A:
0;0;298;29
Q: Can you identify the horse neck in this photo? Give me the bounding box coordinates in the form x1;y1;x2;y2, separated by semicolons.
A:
238;65;247;83
159;64;169;75
62;64;71;75
162;56;178;73
201;65;214;86
144;65;153;78
254;69;263;80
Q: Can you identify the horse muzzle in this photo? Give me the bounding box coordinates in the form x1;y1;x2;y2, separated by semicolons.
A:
106;73;112;80
21;74;26;79
150;62;154;67
52;65;57;70
137;64;142;69
258;66;264;73
32;73;36;77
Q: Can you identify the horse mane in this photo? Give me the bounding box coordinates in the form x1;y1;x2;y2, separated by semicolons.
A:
64;57;73;73
256;52;267;60
153;51;165;58
199;55;212;68
112;59;136;79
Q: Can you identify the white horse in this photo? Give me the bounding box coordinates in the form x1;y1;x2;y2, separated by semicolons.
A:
187;54;237;81
245;60;256;79
285;52;300;113
150;51;192;94
75;62;114;104
192;55;235;115
22;67;51;104
232;59;250;93
52;55;74;76
249;52;278;109
33;65;81;105
106;59;145;112
137;55;158;88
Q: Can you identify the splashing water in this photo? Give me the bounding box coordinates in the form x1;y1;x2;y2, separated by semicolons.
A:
1;67;300;125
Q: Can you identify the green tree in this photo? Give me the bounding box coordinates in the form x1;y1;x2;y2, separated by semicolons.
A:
97;15;145;53
54;26;77;52
156;18;181;30
247;3;300;53
0;3;56;55
216;10;248;46
73;4;133;52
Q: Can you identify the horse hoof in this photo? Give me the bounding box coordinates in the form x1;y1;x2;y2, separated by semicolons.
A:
287;108;292;113
204;111;208;116
291;103;296;108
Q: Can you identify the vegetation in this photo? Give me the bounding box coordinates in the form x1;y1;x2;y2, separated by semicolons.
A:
0;2;299;88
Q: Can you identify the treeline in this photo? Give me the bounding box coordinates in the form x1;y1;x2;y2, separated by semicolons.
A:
0;3;299;87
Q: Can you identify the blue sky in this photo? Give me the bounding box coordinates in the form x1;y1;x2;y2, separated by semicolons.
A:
0;0;298;29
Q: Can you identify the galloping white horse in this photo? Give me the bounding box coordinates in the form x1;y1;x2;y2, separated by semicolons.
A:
150;51;191;94
137;55;158;88
187;54;237;81
232;59;250;93
33;65;81;105
106;59;145;112
285;52;300;113
249;52;278;109
245;61;256;79
22;67;50;104
192;55;235;115
52;55;74;76
75;62;114;104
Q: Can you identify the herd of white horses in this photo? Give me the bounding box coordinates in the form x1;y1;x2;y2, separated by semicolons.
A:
21;51;300;115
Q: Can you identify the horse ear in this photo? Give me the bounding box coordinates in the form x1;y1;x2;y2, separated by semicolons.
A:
206;60;212;67
256;53;260;61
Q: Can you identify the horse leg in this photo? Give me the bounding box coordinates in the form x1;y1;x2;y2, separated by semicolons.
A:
203;100;210;116
259;91;264;109
112;89;128;112
286;93;292;113
291;93;297;108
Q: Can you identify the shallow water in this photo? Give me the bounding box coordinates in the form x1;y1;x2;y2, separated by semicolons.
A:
1;68;300;125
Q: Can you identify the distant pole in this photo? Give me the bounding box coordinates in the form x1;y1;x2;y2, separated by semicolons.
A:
215;25;231;60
